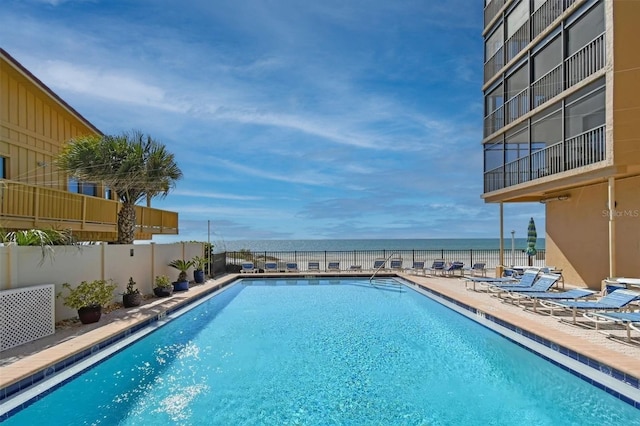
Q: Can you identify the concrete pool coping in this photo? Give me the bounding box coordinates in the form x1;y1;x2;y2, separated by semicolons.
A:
1;272;639;406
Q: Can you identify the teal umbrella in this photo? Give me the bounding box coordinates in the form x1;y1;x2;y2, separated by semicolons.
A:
525;218;537;265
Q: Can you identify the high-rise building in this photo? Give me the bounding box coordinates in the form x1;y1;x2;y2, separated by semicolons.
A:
482;0;640;287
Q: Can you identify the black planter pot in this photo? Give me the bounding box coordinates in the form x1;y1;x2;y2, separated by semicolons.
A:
153;286;173;297
173;280;189;292
193;270;205;284
77;305;102;324
123;293;142;308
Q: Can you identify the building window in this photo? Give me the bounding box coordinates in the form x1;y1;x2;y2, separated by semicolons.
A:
105;186;113;200
566;1;604;57
0;156;6;178
565;82;605;138
68;177;98;197
505;63;529;123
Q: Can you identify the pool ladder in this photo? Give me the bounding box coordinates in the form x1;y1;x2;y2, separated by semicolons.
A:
369;252;400;284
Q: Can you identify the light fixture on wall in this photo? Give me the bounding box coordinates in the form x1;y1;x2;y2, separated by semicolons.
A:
539;195;570;204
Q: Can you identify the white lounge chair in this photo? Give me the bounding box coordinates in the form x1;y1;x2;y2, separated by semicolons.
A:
241;262;256;273
286;262;299;272
264;261;278;273
327;261;340;272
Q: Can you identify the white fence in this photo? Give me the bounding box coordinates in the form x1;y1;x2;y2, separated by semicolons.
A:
0;242;204;323
0;284;55;351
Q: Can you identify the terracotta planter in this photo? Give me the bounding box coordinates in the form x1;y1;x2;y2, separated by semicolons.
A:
154;287;173;297
77;305;102;324
122;293;142;308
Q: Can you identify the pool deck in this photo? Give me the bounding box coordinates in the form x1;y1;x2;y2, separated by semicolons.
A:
1;271;639;398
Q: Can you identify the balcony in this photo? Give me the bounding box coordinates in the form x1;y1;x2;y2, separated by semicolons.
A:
0;179;178;240
484;0;506;29
484;125;605;193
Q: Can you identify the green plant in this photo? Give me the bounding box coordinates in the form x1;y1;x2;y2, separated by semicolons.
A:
191;255;207;271
123;277;140;295
168;259;194;282
58;279;117;309
154;275;171;288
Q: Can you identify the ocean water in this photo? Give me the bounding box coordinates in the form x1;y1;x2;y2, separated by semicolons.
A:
217;238;545;253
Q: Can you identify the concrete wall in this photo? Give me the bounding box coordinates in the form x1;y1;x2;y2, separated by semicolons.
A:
546;176;640;288
0;242;204;321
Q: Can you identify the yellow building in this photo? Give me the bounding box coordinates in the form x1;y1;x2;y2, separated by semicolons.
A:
0;48;178;241
482;0;640;288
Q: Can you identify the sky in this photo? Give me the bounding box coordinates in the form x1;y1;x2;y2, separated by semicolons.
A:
1;0;545;244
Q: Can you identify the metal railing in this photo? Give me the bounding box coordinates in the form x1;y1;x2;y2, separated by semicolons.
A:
484;125;606;192
506;20;530;63
484;45;505;82
484;0;506;28
565;33;605;87
531;63;563;108
505;87;529;124
531;0;564;39
484;105;504;137
225;249;546;272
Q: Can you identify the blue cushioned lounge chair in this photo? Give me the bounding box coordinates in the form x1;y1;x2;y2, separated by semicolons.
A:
241;262;256;273
490;269;539;289
264;261;278;272
583;311;640;342
389;259;403;272
372;259;386;271
512;288;596;313
308;261;320;272
327;261;340;272
543;289;640;324
428;260;446;276
408;261;426;275
444;261;464;277
286;262;299;272
489;273;561;298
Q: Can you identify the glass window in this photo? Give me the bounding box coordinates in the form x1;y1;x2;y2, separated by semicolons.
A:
505;125;529;162
506;1;528;39
0;156;6;179
532;0;546;12
485;83;504;115
105;186;113;200
506;64;528;100
68;178;79;193
485;24;504;61
484;138;503;172
565;87;605;138
532;107;562;149
79;182;97;197
532;35;561;80
566;1;604;56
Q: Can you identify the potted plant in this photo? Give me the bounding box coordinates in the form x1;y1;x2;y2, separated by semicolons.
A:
122;277;142;308
191;255;207;284
153;275;173;297
168;259;193;291
58;279;117;324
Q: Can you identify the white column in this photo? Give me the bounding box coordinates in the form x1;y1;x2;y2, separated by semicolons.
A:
608;177;616;278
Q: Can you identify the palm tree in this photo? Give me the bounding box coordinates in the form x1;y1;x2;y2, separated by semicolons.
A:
56;130;182;244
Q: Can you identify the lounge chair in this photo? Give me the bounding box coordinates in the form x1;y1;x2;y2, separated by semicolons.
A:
511;288;596;313
489;269;540;289
349;265;362;272
489;273;561;297
407;261;425;275
463;276;518;291
308;261;320;272
286;262;299;272
444;261;465;277
465;262;487;277
327;261;340;272
428;260;446;276
240;262;256;273
541;289;640;324
389;258;403;272
372;259;386;271
264;261;278;273
583;311;640;342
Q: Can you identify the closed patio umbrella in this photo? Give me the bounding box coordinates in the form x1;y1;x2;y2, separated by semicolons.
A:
526;217;537;266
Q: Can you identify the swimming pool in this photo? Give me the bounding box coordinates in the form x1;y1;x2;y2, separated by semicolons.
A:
2;278;640;425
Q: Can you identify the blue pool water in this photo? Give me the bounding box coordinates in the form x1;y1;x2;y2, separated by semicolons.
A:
3;278;640;425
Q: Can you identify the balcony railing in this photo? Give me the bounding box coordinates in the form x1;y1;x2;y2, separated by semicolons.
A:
484;45;505;82
484;105;505;137
531;63;563;108
483;125;606;192
566;33;605;87
0;179;178;238
484;0;506;28
505;88;529;124
505;20;530;63
531;0;564;39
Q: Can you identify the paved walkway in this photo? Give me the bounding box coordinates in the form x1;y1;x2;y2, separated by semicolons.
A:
1;272;639;393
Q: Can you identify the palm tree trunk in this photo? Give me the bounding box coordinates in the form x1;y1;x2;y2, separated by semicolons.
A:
117;203;137;244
